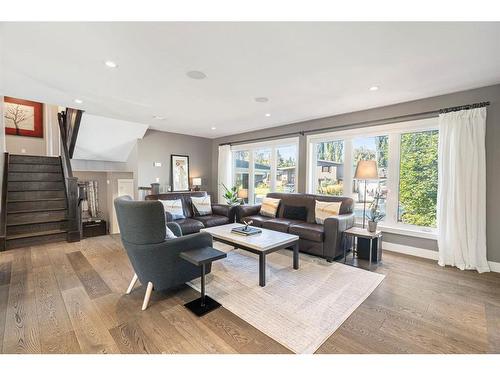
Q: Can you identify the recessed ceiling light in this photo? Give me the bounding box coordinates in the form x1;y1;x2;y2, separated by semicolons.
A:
369;85;379;91
254;97;269;103
74;99;83;104
211;126;217;130
153;115;165;120
265;113;271;117
186;70;207;80
104;60;118;68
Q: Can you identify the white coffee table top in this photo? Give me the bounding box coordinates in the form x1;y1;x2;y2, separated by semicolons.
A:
201;223;299;252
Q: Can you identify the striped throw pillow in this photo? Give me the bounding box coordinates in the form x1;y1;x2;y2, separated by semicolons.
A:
260;197;281;218
315;200;342;224
159;199;185;220
191;195;212;216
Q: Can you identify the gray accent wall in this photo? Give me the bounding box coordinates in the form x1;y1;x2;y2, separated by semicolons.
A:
211;84;500;262
137;129;213;194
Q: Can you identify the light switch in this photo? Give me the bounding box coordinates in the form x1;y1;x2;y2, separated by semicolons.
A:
155;177;160;183
153;162;162;167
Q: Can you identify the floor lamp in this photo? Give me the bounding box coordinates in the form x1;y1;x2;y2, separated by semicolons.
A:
354;160;379;229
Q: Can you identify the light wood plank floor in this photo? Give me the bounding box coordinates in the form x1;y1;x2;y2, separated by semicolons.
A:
0;235;499;354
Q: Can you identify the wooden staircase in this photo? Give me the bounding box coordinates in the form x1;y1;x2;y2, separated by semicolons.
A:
5;154;69;249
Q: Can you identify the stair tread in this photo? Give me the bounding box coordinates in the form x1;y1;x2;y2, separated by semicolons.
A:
8;207;68;214
7;218;68;227
7;229;67;240
8;198;66;203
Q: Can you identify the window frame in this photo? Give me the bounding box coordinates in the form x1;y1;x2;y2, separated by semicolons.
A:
306;117;438;236
232;137;299;204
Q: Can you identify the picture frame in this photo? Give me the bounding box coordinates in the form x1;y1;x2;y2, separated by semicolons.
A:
4;96;44;138
171;154;190;192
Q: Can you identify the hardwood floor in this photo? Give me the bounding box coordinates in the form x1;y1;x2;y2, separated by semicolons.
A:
0;235;499;354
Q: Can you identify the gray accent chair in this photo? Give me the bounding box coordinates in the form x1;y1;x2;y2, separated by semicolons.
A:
114;195;213;310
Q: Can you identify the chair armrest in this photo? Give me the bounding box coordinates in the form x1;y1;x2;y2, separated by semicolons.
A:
166;222;182;237
323;213;355;260
236;204;261;222
123;231;214;290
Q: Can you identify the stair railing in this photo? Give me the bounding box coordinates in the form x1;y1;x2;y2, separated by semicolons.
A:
0;152;9;251
57;109;83;242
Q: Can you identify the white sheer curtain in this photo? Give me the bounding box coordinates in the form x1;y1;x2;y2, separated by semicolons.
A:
437;107;489;272
218;145;233;204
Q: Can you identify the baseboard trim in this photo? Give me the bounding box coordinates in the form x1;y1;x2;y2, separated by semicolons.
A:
383;241;500;273
383;242;438;260
488;261;500;273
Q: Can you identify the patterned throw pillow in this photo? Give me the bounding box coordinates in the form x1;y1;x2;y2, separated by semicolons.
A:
260;197;281;218
315;200;342;224
191;195;212;216
159;199;185;220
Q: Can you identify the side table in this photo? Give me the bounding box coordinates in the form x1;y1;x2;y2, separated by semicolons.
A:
343;227;383;269
180;247;227;316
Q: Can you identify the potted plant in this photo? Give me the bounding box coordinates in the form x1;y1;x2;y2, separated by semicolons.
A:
221;183;242;206
366;190;385;232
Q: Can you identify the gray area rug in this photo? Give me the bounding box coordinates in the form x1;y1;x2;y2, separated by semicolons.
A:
189;243;385;353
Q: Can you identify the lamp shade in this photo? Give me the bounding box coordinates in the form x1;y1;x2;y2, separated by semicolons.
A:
237;188;248;199
192;177;202;186
354;160;379;180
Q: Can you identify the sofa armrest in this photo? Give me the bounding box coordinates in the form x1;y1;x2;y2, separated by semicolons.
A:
323;213;355;260
166;222;182;237
236;204;261;222
164;211;174;222
212;204;237;222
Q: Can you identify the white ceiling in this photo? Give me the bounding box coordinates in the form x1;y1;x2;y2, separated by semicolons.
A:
1;22;500;139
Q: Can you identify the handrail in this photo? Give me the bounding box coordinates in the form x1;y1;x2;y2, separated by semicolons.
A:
0;152;9;251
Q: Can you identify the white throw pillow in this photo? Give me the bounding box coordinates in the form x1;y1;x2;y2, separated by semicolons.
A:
315;200;342;224
159;199;185;220
191;195;212;216
165;226;178;239
260;197;281;218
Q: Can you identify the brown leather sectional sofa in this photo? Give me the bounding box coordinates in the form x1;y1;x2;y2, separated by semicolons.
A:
236;192;355;261
145;191;236;234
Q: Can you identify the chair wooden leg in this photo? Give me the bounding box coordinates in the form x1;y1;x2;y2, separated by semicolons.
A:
126;273;138;294
142;282;154;311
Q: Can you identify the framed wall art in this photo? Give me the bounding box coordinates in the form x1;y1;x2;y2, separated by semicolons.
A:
171;154;190;191
4;96;44;138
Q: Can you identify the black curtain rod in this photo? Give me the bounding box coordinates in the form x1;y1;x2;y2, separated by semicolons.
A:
220;101;490;146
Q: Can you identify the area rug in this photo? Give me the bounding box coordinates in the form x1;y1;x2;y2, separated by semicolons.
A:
188;244;385;354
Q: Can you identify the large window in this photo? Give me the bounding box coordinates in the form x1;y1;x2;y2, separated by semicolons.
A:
315;140;344;196
232;138;298;204
398;130;438;227
307;118;438;231
351;136;388;220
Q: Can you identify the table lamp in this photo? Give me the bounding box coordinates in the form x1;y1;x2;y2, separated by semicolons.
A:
192;177;202;191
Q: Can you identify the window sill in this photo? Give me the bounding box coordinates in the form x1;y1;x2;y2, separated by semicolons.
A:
355;222;438;240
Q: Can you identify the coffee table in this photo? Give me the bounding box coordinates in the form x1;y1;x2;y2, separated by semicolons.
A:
201;223;300;287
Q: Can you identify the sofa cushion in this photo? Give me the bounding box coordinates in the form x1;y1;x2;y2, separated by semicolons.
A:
242;214;272;228
262;218;303;233
193;214;229;228
282;205;307;221
289;223;324;242
174;218;205;234
260;197;281;218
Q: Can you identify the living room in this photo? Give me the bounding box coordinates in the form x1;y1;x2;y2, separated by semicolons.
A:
1;2;500;373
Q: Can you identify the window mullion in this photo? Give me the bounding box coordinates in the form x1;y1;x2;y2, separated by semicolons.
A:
249;151;255;204
385;133;400;226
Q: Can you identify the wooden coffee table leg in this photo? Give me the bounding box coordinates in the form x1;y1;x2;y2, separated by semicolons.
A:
293;242;299;270
259;253;266;287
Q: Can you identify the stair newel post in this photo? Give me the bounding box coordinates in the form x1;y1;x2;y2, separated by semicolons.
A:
66;176;81;242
